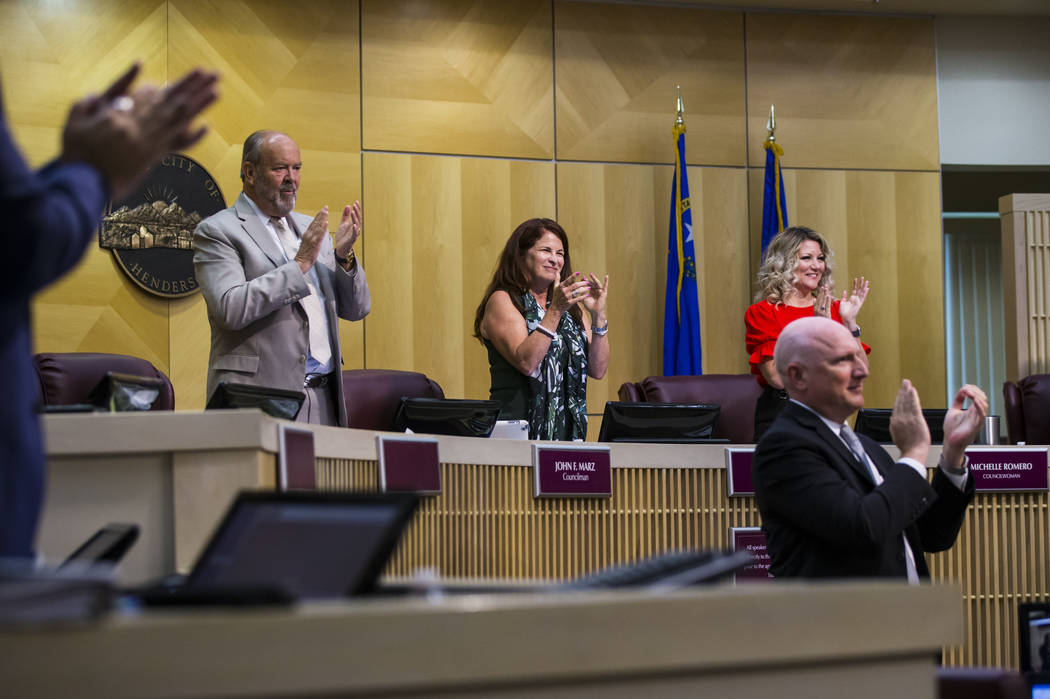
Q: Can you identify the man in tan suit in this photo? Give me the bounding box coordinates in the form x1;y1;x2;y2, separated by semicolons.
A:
193;130;370;426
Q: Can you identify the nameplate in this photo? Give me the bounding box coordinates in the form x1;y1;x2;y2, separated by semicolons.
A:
533;445;612;498
964;447;1049;492
730;527;773;581
278;424;316;491
725;448;755;496
377;436;441;494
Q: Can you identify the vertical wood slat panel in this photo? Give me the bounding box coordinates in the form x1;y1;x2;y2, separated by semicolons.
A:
322;457;1047;668
1003;195;1050;379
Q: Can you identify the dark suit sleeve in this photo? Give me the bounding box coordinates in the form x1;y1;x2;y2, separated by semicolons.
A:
0;104;108;296
755;427;939;552
915;467;974;551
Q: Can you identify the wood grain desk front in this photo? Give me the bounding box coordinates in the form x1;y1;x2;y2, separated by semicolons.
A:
0;582;961;699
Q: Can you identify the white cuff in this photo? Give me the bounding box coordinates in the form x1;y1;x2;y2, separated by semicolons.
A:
897;457;928;479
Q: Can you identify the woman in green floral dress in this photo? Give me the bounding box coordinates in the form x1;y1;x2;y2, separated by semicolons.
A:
473;218;609;440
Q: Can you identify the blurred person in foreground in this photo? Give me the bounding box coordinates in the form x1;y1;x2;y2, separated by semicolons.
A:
473;218;609;440
193;131;370;427
1;63;218;558
746;226;870;441
752;316;988;580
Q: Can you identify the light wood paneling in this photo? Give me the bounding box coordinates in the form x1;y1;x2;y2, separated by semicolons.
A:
559;162;750;418
168;0;362;408
554;2;746;166
746;13;939;171
1000;193;1050;380
0;0;167;165
4;0;172;373
361;0;554;159
362;152;556;400
748;168;946;409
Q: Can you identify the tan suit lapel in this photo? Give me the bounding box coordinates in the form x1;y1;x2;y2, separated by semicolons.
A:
234;193;286;270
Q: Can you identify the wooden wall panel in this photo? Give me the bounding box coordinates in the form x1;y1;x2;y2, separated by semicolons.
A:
748;168;945;409
168;0;362;408
362;152;556;400
746;13;939;171
361;0;554;159
4;0;172;374
559;162;750;418
554;2;746;166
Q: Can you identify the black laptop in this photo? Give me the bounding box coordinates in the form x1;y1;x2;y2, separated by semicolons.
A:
134;490;419;605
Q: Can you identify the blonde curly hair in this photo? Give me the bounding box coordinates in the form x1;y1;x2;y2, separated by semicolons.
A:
754;226;835;303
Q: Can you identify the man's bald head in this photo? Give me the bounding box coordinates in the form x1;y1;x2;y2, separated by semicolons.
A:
774;316;869;423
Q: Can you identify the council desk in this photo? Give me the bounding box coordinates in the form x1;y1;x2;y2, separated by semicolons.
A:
39;410;1050;669
1;582;961;699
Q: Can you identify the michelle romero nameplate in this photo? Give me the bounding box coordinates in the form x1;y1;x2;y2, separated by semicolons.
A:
965;447;1048;492
533;445;612;498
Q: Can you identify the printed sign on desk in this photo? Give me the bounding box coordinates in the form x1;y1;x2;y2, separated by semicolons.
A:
377;435;441;494
278;424;316;491
965;447;1049;492
725;448;755;496
730;527;773;582
533;444;612;498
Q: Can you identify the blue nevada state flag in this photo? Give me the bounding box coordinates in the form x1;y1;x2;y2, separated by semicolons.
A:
760;138;788;257
663;119;702;376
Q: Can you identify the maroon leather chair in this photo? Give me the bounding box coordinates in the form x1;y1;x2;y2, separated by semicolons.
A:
1003;374;1050;444
341;369;445;431
33;352;175;410
617;381;644;402
615;374;762;444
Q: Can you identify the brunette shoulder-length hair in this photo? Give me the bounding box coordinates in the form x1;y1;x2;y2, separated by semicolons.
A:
754;225;834;303
473;218;582;341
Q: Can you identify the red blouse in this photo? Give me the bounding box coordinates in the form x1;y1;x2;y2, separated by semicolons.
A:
744;299;870;387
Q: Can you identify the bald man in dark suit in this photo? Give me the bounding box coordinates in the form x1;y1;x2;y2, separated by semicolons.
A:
752;316;988;580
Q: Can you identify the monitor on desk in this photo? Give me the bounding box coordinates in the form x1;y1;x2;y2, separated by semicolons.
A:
393;397;501;438
1019;602;1050;674
597;402;723;443
206;381;305;421
185;491;419;599
854;408;947;444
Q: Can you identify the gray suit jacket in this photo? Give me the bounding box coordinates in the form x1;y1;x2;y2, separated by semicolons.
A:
192;192;370;426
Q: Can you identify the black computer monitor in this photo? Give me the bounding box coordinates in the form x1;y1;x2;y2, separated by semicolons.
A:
87;372;165;411
597;402;723;443
393;397;501;437
853;408;947;444
185;490;419;599
1019;602;1050;674
206;381;305;421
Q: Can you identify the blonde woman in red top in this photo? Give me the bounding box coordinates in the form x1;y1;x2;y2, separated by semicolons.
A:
745;226;870;441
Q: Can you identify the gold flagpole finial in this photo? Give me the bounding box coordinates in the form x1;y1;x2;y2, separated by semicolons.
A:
675;84;684;127
766;104;776;142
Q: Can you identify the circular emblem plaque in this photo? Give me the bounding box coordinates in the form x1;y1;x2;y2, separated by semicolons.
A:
99;154;225;298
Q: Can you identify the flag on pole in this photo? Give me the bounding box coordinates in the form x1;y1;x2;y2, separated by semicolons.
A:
663;88;702;377
760;105;788;257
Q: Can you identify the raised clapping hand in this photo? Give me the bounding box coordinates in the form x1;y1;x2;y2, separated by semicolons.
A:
942;384;989;472
550;272;593;314
814;285;832;319
580;272;609;319
838;276;870;330
295;206;329;273
60;63;219;201
890;379;932;466
333;200;363;261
